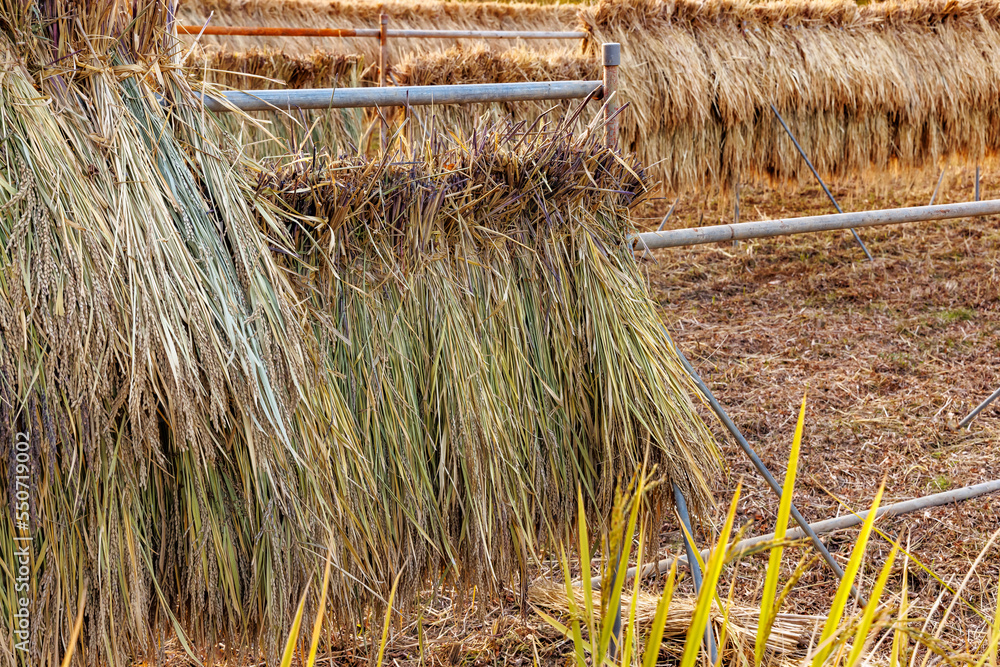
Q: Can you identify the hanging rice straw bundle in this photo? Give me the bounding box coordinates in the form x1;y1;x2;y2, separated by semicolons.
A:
255;122;718;603
0;1;716;664
579;0;1000;191
0;1;381;663
177;0;580;61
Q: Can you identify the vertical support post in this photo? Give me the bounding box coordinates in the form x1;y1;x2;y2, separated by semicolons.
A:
379;13;389;151
733;182;741;247
976;165;981;202
673;484;718;664
379;14;389;89
602;42;620;151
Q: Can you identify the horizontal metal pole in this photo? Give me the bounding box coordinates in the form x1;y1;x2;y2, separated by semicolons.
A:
636;199;1000;250
178;25;586;39
386;29;586;39
202;80;603;112
590;478;1000;588
179;25;377;37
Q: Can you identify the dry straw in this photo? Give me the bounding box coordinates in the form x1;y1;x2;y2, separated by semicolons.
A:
179;0;581;61
185;44;598;158
185;0;1000;190
0;2;715;664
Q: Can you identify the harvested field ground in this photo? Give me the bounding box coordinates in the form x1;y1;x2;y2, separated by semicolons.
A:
641;165;1000;637
167;167;1000;665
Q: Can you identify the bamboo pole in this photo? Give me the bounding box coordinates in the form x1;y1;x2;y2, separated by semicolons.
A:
177;25;586;39
202;80;604;112
602;43;620;150
636;198;1000;250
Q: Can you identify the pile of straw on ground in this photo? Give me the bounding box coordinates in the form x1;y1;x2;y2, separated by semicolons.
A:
184;0;1000;191
0;2;715;663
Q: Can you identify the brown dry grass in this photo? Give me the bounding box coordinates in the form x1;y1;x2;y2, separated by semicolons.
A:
638;162;1000;627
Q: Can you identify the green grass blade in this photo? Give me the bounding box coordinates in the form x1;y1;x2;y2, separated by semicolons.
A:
642;561;678;667
811;481;885;667
680;482;742;667
756;393;806;666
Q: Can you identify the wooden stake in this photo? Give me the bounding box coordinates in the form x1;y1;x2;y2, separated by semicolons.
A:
602;43;620;150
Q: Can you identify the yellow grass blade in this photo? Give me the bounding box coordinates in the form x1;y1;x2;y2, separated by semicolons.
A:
973;572;1000;667
599;479;644;657
846;542;899;667
376;569;405;667
890;547;911;667
621;521;646;667
992;573;1000;667
280;583;311;667
680;482;742;667
577;485;598;650
59;586;88;667
560;545;590;667
756;393;806;666
305;547;334;667
716;570;739;665
641;561;678;667
811;481;885;667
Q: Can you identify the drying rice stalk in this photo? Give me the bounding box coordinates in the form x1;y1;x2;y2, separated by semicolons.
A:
254;122;719;601
184;0;1000;189
580;0;1000;190
0;2;716;664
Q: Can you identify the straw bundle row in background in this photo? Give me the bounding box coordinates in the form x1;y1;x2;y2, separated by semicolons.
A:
185;0;1000;191
581;0;1000;190
179;0;581;62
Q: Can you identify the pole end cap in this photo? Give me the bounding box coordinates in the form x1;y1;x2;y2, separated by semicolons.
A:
603;42;621;67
